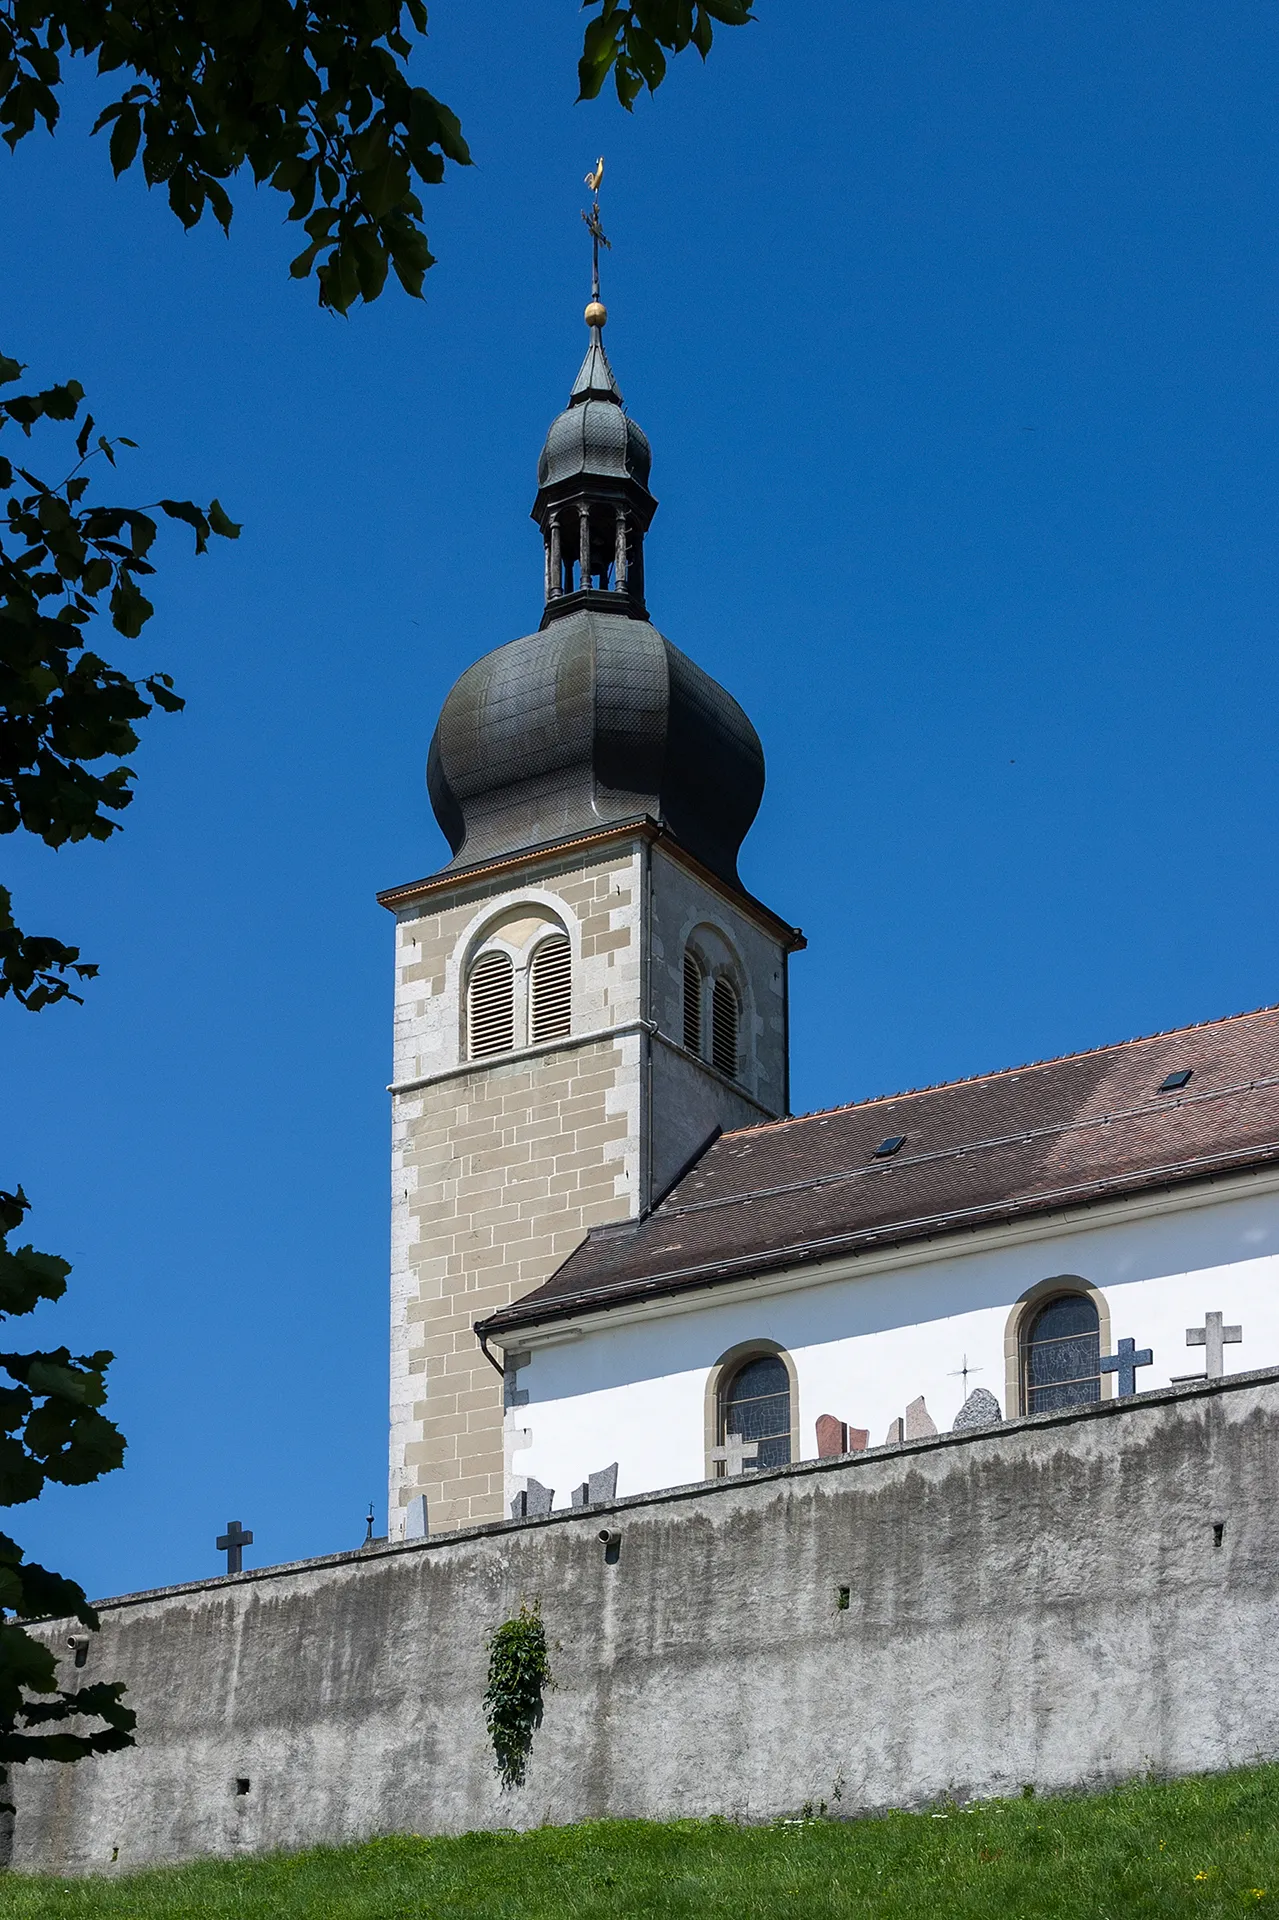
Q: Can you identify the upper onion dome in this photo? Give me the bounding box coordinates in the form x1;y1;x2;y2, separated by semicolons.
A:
426;302;765;890
536;335;653;492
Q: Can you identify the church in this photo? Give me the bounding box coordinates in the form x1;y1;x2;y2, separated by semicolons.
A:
16;255;1279;1879
380;288;1279;1539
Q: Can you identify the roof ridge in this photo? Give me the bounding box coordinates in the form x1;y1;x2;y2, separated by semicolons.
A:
718;1000;1279;1142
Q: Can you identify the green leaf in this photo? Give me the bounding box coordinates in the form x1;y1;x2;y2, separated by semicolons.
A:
207;498;241;540
107;104;141;176
108;575;154;638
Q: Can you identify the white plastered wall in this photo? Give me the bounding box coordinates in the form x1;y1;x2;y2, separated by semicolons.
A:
508;1175;1279;1506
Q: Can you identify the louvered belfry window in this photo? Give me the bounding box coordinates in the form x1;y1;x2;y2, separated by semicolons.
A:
711;977;739;1078
467;950;515;1058
682;950;703;1054
529;933;572;1045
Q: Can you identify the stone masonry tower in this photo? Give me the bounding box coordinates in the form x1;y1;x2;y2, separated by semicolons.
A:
380;284;804;1535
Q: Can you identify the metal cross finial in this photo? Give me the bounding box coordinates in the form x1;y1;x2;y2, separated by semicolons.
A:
1100;1337;1153;1398
582;156;610;302
216;1519;253;1575
709;1432;758;1477
363;1503;375;1547
1187;1311;1242;1380
949;1354;983;1394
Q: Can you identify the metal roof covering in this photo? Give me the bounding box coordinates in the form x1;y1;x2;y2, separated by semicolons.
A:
427;606;765;887
478;1002;1279;1338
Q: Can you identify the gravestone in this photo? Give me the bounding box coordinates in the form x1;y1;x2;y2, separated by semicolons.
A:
570;1463;619;1508
1186;1311;1242;1380
510;1478;555;1520
709;1433;758;1476
885;1417;904;1445
905;1396;937;1439
404;1495;429;1540
952;1387;1003;1433
1100;1336;1153;1397
216;1521;252;1576
816;1416;869;1458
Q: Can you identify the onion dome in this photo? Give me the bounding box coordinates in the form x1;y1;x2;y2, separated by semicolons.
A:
426;304;765;890
537;334;653;496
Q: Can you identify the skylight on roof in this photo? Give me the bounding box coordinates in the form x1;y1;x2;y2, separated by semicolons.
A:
1159;1069;1192;1093
873;1135;907;1158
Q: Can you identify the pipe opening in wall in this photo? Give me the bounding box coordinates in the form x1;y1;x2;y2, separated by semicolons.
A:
1213;1522;1225;1548
598;1528;621;1565
836;1587;851;1611
235;1778;251;1796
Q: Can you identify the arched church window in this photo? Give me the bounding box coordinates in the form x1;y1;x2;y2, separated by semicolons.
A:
1022;1293;1101;1413
529;933;572;1044
719;1353;791;1472
711;977;739;1078
682;949;703;1054
467;950;515;1059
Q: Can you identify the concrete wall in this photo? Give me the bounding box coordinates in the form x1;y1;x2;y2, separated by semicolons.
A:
16;1369;1279;1876
515;1170;1279;1501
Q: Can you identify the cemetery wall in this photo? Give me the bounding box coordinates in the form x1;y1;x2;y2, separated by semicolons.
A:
14;1366;1279;1876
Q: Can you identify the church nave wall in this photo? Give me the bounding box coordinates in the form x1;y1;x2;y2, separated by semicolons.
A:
509;1172;1279;1506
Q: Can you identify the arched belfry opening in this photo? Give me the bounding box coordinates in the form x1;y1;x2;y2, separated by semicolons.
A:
532;321;655;622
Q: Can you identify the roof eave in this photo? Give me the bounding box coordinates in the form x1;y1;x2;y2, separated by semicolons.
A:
475;1145;1279;1345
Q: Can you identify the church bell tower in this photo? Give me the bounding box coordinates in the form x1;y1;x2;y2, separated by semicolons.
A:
380;222;803;1534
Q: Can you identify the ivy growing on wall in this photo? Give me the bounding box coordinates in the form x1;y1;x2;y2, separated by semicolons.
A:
484;1602;552;1790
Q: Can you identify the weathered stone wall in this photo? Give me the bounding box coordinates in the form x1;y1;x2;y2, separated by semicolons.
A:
389;840;644;1533
16;1370;1279;1876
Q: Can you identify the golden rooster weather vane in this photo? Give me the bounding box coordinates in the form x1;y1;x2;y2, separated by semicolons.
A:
581;156;611;326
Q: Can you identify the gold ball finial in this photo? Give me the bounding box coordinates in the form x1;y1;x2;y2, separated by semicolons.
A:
584;300;607;329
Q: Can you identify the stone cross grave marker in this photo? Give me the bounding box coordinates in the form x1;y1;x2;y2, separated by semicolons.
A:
1100;1337;1153;1397
216;1520;253;1575
1186;1311;1242;1380
709;1433;758;1476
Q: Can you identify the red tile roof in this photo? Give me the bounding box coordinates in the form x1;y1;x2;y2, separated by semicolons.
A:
478;1003;1279;1338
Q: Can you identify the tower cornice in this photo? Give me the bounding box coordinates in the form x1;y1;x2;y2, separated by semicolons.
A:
375;815;807;953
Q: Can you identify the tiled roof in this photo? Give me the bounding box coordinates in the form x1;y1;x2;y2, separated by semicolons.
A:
478;1003;1279;1338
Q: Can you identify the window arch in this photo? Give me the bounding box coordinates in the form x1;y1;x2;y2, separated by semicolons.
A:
682;948;703;1054
711;977;739;1078
1022;1292;1101;1413
717;1352;791;1472
529;932;571;1044
466;950;515;1058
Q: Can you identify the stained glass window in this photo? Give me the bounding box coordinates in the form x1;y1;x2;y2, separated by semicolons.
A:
1024;1293;1101;1413
721;1354;791;1470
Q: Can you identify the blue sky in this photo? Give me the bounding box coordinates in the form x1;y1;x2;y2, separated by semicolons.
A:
3;0;1278;1599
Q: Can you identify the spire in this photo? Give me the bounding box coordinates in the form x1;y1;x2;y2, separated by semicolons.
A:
530;162;657;627
571;159;622;404
570;333;622;406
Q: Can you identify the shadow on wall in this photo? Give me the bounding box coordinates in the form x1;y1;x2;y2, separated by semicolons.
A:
522;1187;1279;1406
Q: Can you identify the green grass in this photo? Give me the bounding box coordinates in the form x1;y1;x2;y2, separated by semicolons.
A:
4;1764;1279;1916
